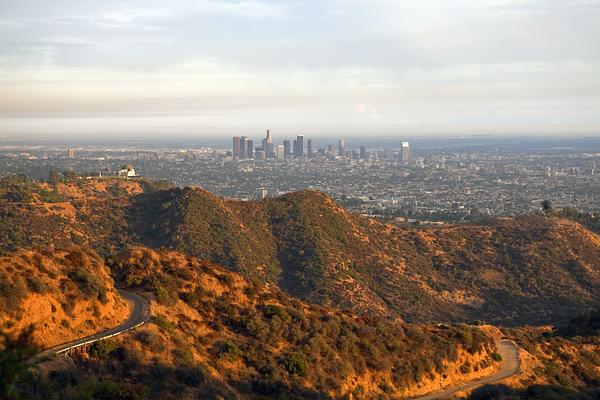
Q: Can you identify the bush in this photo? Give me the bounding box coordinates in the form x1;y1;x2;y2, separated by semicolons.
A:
153;285;170;305
282;353;308;376
262;305;291;323
491;352;503;362
172;347;194;366
153;314;175;331
0;274;27;313
216;340;241;361
26;277;47;294
89;339;119;358
68;268;105;301
136;330;164;351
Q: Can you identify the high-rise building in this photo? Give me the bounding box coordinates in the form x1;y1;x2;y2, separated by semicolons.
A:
338;139;345;157
67;148;76;158
255;150;265;160
276;145;285;160
266;129;273;156
360;146;367;160
246;139;254;159
294;134;304;158
307;139;314;159
262;129;273;158
240;136;247;159
401;142;410;163
233;137;241;158
283;140;291;159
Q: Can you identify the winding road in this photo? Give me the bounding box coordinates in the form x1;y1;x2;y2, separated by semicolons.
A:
35;290;519;400
412;339;521;400
37;289;151;359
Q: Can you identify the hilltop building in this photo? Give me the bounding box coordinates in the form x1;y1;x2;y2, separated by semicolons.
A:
257;188;268;199
118;164;137;178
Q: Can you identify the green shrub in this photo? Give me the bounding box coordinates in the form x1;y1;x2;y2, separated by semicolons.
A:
216;340;241;361
68;268;105;300
0;274;27;313
153;314;175;331
172;347;194;366
153;285;169;304
262;305;291;323
282;352;308;376
491;352;503;362
26;277;47;294
89;339;119;358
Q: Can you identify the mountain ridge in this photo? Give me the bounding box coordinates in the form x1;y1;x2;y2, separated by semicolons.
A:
1;177;599;326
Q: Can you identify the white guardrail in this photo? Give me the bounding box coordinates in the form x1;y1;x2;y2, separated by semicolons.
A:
41;290;151;357
55;317;150;355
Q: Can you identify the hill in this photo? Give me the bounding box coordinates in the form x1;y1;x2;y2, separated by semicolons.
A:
13;247;501;399
129;185;600;325
2;178;600;398
1;177;599;325
0;247;129;348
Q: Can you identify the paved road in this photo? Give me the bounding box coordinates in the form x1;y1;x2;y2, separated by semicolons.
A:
37;289;151;359
412;339;520;400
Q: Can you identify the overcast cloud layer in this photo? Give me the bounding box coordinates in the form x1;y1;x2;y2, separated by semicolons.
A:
1;0;599;137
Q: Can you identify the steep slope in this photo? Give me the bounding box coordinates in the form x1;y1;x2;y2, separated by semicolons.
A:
3;178;600;326
491;311;600;398
128;186;600;325
0;247;129;348
17;247;501;400
0;177;142;256
394;216;600;324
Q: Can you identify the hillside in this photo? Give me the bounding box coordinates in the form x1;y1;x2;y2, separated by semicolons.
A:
2;177;600;325
2;178;600;398
14;247;502;399
0;247;129;348
129;185;600;325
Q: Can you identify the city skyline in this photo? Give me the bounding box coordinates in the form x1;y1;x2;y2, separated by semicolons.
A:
230;130;406;161
1;0;599;137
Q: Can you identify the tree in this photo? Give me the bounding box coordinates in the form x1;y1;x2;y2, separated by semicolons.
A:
63;171;77;182
0;326;37;399
541;200;553;214
48;170;60;184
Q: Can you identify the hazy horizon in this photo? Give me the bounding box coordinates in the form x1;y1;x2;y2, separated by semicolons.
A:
1;0;600;137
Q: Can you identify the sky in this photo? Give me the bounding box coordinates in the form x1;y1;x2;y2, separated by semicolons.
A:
0;0;599;138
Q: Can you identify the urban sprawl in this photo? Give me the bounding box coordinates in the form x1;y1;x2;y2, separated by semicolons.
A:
1;133;599;224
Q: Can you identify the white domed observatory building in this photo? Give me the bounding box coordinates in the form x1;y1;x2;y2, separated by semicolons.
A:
117;164;138;178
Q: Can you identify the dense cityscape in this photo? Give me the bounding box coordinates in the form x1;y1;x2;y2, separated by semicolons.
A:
1;135;598;223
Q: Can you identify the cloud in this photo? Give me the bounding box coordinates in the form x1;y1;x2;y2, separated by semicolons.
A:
0;0;599;135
